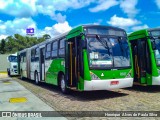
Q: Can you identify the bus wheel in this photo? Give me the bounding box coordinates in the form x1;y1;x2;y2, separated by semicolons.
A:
60;74;68;94
20;70;23;80
7;69;10;76
35;72;39;85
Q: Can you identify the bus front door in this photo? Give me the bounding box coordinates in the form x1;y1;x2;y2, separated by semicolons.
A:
40;48;45;81
66;37;80;88
131;39;151;84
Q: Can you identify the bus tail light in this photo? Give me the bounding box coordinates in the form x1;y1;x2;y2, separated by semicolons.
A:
110;81;119;85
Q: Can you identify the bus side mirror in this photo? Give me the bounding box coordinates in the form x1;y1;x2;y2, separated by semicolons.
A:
81;40;87;49
151;41;156;50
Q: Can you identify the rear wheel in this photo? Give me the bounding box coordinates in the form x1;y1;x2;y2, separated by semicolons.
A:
35;72;39;85
60;74;68;94
20;70;23;80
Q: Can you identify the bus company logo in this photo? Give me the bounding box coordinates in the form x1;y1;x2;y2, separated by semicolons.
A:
26;28;34;35
101;73;104;77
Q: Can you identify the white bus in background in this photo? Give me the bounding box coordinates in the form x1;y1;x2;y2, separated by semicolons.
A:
18;48;31;79
7;53;19;76
19;41;46;82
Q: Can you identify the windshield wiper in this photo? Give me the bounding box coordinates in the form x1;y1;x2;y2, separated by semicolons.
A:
96;35;110;56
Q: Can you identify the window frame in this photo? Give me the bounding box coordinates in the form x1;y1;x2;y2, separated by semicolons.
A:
45;43;51;59
51;40;58;58
58;38;65;57
31;48;35;62
35;47;39;61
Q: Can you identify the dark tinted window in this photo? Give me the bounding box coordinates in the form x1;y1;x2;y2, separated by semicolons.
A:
46;43;51;59
59;39;65;56
51;41;58;57
31;49;35;62
35;48;39;61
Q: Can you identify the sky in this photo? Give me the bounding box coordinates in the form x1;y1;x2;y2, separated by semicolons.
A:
0;0;160;40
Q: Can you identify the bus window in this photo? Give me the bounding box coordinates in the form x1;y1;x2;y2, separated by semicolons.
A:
59;39;65;56
51;41;58;57
20;54;23;62
46;43;51;59
35;48;39;61
31;49;35;62
24;54;26;62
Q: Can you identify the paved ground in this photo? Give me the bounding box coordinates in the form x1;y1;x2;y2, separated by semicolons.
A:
1;72;160;120
0;73;7;79
11;76;160;120
0;74;67;120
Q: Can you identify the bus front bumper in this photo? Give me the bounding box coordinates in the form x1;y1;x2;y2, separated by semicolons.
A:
84;78;133;91
152;76;160;85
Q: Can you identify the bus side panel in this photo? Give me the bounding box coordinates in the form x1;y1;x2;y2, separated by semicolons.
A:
26;48;31;79
30;61;39;80
45;58;65;85
45;59;53;84
79;50;91;90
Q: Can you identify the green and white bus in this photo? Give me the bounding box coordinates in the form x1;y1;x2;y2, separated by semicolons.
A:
128;28;160;85
7;53;19;76
19;25;133;93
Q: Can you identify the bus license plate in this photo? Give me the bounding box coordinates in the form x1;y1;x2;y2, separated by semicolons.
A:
110;81;119;85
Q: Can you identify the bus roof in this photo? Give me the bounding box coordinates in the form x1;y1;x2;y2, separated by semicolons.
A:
128;27;160;41
148;27;160;32
19;25;127;51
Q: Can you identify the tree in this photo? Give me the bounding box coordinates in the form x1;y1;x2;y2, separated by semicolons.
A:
43;34;51;40
1;33;50;54
0;39;6;54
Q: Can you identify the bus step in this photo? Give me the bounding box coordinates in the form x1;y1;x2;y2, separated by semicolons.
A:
134;82;147;86
68;87;77;91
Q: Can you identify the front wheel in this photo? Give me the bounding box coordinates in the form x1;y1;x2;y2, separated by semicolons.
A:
60;74;68;94
7;69;10;76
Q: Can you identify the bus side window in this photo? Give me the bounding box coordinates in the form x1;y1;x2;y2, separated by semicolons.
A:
51;41;58;58
35;48;39;61
31;49;35;62
59;38;65;57
24;52;26;62
45;43;51;59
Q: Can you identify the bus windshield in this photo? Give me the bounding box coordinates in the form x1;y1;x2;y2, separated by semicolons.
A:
8;55;17;62
154;38;160;66
87;36;130;69
150;30;160;66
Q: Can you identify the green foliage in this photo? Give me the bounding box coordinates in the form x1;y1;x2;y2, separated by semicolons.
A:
0;39;6;54
0;34;51;54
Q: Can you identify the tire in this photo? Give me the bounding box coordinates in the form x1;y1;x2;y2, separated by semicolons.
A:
20;70;23;80
7;69;10;76
35;72;39;85
60;74;68;94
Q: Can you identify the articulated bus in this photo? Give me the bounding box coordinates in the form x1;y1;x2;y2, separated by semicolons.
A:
19;25;133;93
7;53;19;76
128;28;160;85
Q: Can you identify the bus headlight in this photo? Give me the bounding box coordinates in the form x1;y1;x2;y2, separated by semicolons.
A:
125;70;132;78
90;72;100;80
126;72;131;78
